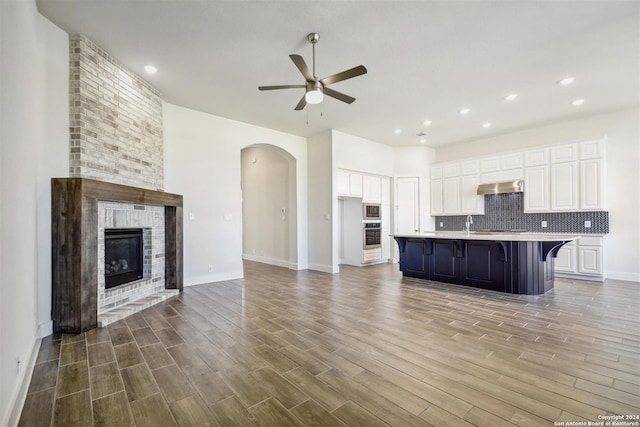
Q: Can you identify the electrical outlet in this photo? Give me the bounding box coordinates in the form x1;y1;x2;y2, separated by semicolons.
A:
208;265;214;273
541;221;547;228
584;220;592;228
439;222;443;228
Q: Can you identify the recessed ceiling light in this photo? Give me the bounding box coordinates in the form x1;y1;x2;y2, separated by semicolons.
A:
571;98;585;106
459;108;470;116
482;122;492;129
394;129;402;135
423;120;432;126
419;138;427;144
144;65;158;74
505;93;518;102
559;76;575;85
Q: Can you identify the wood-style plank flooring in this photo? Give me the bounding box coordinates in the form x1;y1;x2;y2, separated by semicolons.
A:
19;261;640;426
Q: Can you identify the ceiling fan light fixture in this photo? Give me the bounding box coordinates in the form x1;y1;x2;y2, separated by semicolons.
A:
305;88;324;104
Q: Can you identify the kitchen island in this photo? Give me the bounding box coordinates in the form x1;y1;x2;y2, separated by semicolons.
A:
393;232;579;295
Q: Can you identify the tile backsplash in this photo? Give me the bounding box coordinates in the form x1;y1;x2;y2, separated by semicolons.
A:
436;193;608;234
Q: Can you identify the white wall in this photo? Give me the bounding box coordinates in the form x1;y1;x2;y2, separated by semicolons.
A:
163;103;308;285
307;131;335;272
332;130;395;176
435;108;640;282
241;145;297;268
0;0;69;424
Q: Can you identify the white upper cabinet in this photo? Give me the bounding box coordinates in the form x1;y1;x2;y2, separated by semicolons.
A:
461;160;479;175
480;156;500;173
524;166;549;212
443;178;461;214
337;169;364;198
337;170;350;195
551;143;578;163
525;148;549;167
443;163;460;178
551;162;579;211
381;177;391;205
500;153;523;170
580;138;605;159
461;175;484;214
580;159;604;210
362;175;381;203
430;179;444;215
430;166;443;180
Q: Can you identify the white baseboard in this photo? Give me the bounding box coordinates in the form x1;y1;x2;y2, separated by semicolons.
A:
308;263;339;274
242;254;297;270
184;271;244;287
606;271;640;283
4;332;42;427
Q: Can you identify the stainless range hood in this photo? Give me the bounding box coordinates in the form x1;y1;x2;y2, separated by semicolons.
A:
477;180;524;195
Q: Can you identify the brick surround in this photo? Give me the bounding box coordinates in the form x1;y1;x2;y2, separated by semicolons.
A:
97;202;165;314
69;35;164;190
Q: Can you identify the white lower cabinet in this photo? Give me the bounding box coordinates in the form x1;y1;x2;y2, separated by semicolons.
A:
555;236;604;281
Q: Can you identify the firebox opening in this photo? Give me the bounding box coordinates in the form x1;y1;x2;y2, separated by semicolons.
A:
105;228;144;289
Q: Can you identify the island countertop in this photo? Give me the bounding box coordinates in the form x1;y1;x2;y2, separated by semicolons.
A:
391;231;581;242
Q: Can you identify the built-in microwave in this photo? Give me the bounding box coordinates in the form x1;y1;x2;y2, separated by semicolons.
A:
363;203;381;221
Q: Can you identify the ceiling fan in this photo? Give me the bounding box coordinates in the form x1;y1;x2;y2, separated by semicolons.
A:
258;33;368;110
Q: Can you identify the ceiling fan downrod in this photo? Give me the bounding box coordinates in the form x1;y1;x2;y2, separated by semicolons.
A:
307;33;319;79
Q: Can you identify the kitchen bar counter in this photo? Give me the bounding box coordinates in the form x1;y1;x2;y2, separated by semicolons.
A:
393;232;579;295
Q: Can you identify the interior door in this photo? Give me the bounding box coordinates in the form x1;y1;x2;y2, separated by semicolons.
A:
396;177;420;234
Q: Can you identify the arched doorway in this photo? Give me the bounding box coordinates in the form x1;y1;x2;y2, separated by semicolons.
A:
241;144;298;269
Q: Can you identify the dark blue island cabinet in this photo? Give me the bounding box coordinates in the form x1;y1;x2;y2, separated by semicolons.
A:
394;234;576;295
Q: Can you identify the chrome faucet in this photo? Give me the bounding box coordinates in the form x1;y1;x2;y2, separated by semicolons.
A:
465;215;473;235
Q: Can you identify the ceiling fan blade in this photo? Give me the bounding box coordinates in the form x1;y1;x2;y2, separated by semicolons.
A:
294;94;307;111
290;54;315;82
258;85;306;91
320;65;367;86
323;87;356;104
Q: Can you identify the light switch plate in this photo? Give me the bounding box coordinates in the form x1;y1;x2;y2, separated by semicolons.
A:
541;221;547;228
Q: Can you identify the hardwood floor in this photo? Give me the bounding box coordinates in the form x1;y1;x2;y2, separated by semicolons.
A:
19;261;640;426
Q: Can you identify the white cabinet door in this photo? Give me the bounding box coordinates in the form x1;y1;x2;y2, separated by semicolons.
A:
397;177;420;233
443;178;461;215
461;160;479;175
362;175;381;203
580;159;604;210
461;175;483;214
580;139;604;159
555;245;577;273
524;166;549;212
501;153;523;170
336;170;350;196
551;162;578;211
349;173;363;197
430;179;443;215
551;144;578;163
525;148;549;167
443;163;461;178
578;246;602;275
430;165;443;180
480;157;500;173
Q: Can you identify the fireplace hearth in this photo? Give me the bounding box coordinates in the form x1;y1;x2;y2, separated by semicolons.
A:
105;228;144;289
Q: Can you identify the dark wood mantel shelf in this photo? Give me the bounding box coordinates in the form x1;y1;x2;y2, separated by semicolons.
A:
52;178;183;334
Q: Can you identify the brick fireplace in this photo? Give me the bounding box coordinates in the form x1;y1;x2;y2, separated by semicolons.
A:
51;178;182;333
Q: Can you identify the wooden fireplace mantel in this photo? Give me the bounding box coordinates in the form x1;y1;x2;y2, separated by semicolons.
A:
51;178;183;333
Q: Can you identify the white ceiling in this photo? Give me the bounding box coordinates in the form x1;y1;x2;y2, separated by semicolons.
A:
36;0;639;147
